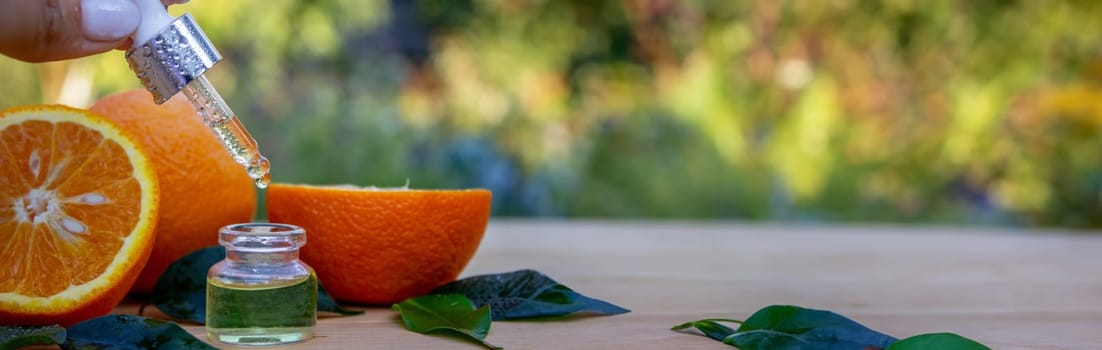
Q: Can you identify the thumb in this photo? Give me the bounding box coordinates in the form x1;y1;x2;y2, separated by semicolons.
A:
0;0;140;63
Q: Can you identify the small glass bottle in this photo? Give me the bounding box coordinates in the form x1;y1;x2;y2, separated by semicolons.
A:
206;223;317;345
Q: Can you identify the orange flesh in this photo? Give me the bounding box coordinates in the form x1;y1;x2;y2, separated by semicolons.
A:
0;120;141;297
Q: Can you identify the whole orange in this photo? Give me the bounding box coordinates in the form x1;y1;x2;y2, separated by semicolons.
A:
266;183;491;304
0;105;159;325
90;89;256;293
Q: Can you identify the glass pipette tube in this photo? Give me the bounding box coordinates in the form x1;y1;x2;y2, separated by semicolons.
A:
180;76;271;188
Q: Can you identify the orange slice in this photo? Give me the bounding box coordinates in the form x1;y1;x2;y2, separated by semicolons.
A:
266;183;491;304
0;105;159;326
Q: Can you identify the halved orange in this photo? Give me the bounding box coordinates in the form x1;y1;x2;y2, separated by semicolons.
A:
0;105;159;326
267;183;491;304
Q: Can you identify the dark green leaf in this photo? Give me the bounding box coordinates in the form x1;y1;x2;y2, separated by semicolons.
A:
61;314;215;350
151;246;362;323
723;305;897;350
886;333;990;350
432;269;630;320
0;325;65;350
318;283;364;316
392;294;502;350
150;246;223;323
670;318;742;342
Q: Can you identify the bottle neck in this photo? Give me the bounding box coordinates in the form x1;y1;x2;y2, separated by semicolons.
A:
226;249;300;266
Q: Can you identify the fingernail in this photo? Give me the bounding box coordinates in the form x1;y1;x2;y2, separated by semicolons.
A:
82;0;140;41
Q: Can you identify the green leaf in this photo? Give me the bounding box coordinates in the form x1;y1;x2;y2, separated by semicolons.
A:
318;284;364;316
674;306;898;349
61;314;215;350
670;318;742;342
886;333;991;350
724;305;897;350
0;325;66;350
432;269;630;320
392;294;503;350
150;246;361;323
150;246;223;323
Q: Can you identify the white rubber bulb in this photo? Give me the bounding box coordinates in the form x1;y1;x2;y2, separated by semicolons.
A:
131;0;176;47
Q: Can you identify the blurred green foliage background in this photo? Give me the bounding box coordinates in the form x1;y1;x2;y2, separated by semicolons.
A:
1;0;1100;227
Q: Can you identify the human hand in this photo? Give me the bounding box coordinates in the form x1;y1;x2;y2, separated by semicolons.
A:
0;0;188;63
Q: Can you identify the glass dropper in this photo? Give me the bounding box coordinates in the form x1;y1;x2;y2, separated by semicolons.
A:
124;0;270;188
181;76;271;187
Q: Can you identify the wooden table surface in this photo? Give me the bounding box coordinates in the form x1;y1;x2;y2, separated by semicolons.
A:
120;220;1102;349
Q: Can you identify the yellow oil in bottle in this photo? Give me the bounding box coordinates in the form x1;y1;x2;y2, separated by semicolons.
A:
206;273;317;345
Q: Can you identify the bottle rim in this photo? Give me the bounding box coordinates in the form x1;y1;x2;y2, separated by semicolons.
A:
219;222;306;252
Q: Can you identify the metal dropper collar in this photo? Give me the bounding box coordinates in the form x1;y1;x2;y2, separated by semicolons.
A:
124;0;220;104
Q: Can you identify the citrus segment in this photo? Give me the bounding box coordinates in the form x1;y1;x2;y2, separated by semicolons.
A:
266;183;491;304
0;105;159;326
91;89;256;293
